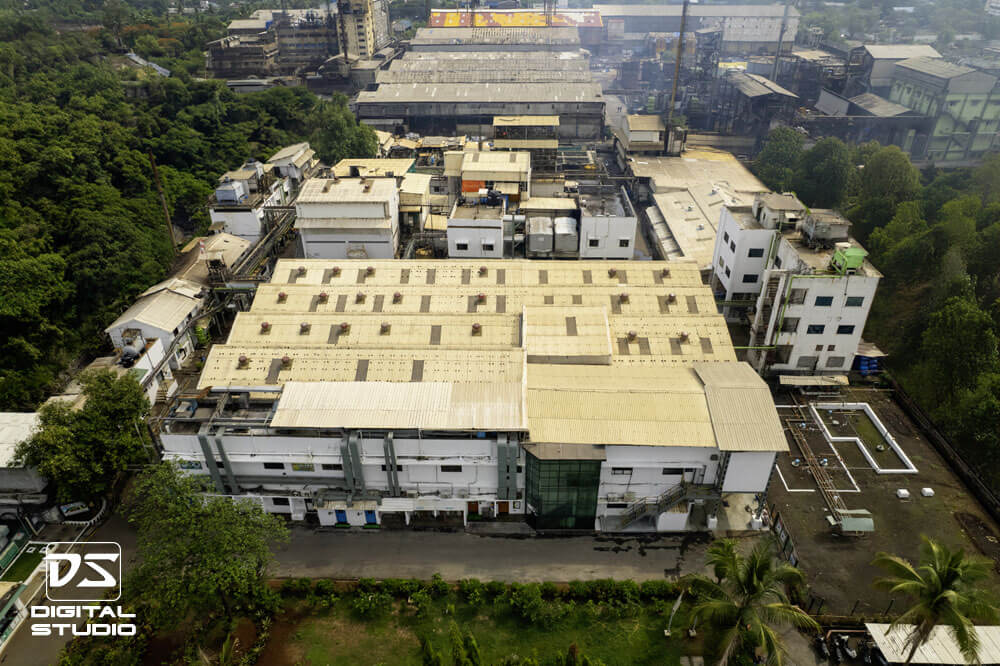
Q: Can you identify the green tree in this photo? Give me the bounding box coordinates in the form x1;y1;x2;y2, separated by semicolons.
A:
873;537;998;664
308;94;377;164
861;146;920;206
753;127;804;193
707;538;738;584
920;296;1000;399
689;539;819;665
15;370;153;501
793;137;852;208
124;461;290;628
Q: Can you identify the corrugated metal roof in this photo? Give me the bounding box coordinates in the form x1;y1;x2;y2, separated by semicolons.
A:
523;443;606;460
106;288;199;335
595;4;799;17
895;56;977;79
493;115;561;127
627;115;666;132
331;159;415;178
866;624;1000;664
525;307;611;364
268;142;310;163
296;177;397;203
411;26;581;46
778;375;849;386
357;83;603;105
850;92;912;117
294;216;394;230
694;363;788;452
519;197;579;211
863;44;940;60
461;151;531;176
272;381;526;431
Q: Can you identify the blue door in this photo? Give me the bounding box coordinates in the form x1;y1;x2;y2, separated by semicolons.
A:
365;510;377;525
335;509;347;524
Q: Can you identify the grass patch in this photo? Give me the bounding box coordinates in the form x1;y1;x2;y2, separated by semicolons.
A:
270;597;693;665
1;549;42;582
848;412;906;469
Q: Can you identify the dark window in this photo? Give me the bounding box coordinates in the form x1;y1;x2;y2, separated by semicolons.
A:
806;324;825;334
729;241;736;252
845;296;864;307
748;248;764;258
815;296;834;307
271;497;290;506
662;468;685;475
725;267;731;277
742;274;758;284
606;502;629;509
827;356;846;367
837;325;855;334
482;243;494;252
517;465;523;473
263;462;285;470
456;243;468;251
619;239;630;248
723;232;730;243
381;464;403;471
611;467;632;475
774;256;782;268
588;238;600;248
322;463;343;471
441;465;463;473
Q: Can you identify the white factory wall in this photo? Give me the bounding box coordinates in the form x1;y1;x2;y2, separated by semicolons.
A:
210;208;265;243
579;215;637;259
447;221;504;258
299;228;398;259
712;208;775;321
720;452;776;493
296;200;393;220
598;445;719;502
107;316;198;372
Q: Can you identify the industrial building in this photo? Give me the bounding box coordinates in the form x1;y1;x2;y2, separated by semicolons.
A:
710;196;881;376
268;142;320;185
427;9;604;47
337;0;390;59
158;259;787;532
612;115;666;158
593;4;800;55
295;177;400;259
713;71;798;137
845;44;942;96
629;150;769;268
209;160;291;242
355;30;602;141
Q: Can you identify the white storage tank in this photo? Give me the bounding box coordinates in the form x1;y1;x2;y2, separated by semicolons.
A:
527;216;554;257
553;217;579;257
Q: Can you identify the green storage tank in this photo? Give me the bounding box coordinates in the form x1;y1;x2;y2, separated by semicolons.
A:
832;247;867;273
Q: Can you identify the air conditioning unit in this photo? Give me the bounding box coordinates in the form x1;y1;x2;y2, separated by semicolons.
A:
456;489;469;498
440;489;452;498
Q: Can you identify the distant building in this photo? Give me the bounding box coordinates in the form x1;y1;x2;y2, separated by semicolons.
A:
846;44;941;96
337;0;390;59
714;71;798;137
267;142;320;185
0;413;47;503
295;177;400;259
711;195;881;375
613;115;666;159
888;57;1000;163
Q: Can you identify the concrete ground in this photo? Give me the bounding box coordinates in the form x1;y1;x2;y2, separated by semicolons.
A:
768;387;1000;617
272;528;712;582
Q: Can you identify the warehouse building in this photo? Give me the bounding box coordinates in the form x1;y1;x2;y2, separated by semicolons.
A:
295;177;400;259
408;26;581;52
594;4;800;55
158;259;787;532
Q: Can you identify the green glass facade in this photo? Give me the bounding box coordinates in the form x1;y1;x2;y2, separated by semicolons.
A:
525;453;601;530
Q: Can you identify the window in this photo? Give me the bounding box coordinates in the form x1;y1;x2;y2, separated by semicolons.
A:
271;497;290;506
178;460;202;470
845;296;864;307
291;462;315;472
718;256;724;268
456;242;469;251
815;296;834;307
748;248;764;258
725;267;731;277
837;325;855;335
588;238;600;248
774;256;782;268
482;243;494;252
322;464;343;471
611;467;633;475
806;324;825;334
723;232;730;243
827;345;836;351
619;238;630;248
789;288;807;304
729;241;736;252
742;274;758;284
780;318;799;333
441;465;463;473
815;345;824;352
381;464;403;471
263;462;285;470
662;468;686;475
827;356;846;368
606;502;629;509
796;356;818;368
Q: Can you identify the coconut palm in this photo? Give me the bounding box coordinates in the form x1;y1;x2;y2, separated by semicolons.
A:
873;537;998;664
690;538;819;665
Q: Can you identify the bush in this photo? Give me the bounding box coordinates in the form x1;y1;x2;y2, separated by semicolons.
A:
484;580;507;600
351;591;392;618
459;578;486;607
410;589;433;616
356;578;378;593
426;573;450;598
280;578;313;598
383;578;422;599
313;579;336;597
567;580;589;601
639;579;678;601
420;636;445;666
540;582;562;600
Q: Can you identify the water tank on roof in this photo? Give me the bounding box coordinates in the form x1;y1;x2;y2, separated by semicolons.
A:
526;217;554;257
553;217;579;257
215;180;247;204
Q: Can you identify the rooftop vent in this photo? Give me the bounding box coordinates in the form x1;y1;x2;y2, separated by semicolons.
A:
260;321;271;333
317;291;329;303
679;331;690;342
340;322;350;333
660;268;670;278
668;293;677;303
363;180;372;193
471;322;482;335
356;292;365;303
627;330;637;341
331;266;341;276
392;291;403;303
299;322;311;334
238;354;250;368
608;268;617;277
323;180;332;193
366;266;375;276
296;266;306;276
380;322;391;334
277;292;287;303
619;292;629;303
479;266;488;276
281;355;292;368
476;292;487;303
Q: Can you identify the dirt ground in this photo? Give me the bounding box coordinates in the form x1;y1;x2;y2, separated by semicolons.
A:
768;387;1000;617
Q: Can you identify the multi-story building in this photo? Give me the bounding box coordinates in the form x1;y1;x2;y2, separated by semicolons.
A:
492;116;559;173
274;9;339;73
209;160;290;243
267;142;320;186
446;201;506;259
205;35;278;79
157;259;787;532
888;57;1000;162
612;115;665;160
337;0;389;59
711;195;881;375
295;177;400;259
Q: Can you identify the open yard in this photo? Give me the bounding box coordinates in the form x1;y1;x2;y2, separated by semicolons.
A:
0;548;42;582
768;388;1000;617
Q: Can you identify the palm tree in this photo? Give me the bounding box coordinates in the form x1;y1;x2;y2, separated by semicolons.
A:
872;537;998;664
690;538;819;665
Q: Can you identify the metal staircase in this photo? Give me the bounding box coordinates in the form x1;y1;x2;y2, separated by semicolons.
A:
617;482;720;529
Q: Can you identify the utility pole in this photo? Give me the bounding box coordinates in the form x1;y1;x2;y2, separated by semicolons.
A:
665;0;689;154
771;0;791;82
148;150;176;256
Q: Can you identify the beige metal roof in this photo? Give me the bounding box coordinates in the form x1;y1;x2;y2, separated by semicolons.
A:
400;172;432;195
268;142;310;163
493;115;560;127
106;287;199;335
627;115;666;132
519;197;578;211
272;381;526;431
461;151;531;180
296;177;397;204
523;442;606;460
778;375;849;387
866;624;1000;665
177;234;251;286
331;159;415;178
493;139;559;150
694;362;788;452
525;307;611;364
294;216;394;230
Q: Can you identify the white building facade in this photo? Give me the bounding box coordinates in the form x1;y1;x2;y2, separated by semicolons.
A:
295;177;400;259
578;187;638;259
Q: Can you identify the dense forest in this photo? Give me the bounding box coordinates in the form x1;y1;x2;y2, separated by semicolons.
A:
0;6;374;409
755;129;1000;486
